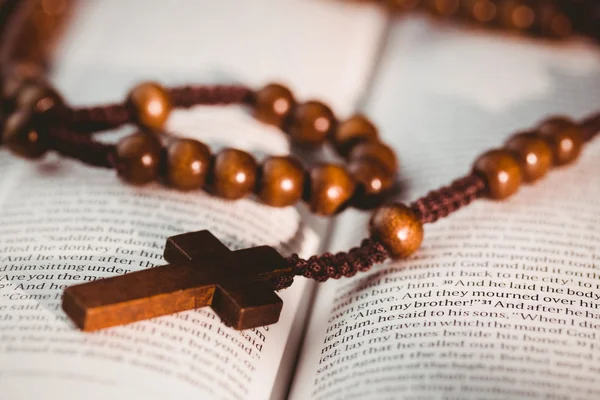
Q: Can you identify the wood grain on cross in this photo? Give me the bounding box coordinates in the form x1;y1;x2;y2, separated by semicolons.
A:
62;230;292;331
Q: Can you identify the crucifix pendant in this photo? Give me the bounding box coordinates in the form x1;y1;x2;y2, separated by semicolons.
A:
62;230;292;331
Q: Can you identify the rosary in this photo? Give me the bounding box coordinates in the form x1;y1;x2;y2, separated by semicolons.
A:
1;0;599;331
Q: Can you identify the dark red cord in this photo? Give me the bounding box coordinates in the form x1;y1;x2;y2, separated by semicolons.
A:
410;174;486;224
274;174;487;290
1;0;598;294
273;112;600;290
582;112;600;142
67;104;131;133
31;92;600;291
64;84;253;133
46;127;115;168
169;84;253;108
272;239;390;290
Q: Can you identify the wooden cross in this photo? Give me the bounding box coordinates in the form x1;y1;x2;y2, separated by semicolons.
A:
62;230;292;331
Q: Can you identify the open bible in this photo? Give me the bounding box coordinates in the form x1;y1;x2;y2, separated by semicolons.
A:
1;2;599;399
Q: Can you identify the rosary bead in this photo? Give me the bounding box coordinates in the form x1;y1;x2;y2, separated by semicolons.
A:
473;149;522;199
462;0;497;23
16;81;64;116
287;101;336;147
1;62;44;100
498;1;535;31
537;117;583;166
504;132;552;182
348;159;394;208
253;83;295;128
127;82;172;131
257;155;305;207
2;110;48;159
426;0;460;17
333;114;378;157
534;4;572;38
349;141;398;174
211;148;258;200
165;139;211;191
369;203;423;259
115;132;162;185
307;164;355;215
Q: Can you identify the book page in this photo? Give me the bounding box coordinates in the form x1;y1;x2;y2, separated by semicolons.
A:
290;18;600;400
0;2;388;399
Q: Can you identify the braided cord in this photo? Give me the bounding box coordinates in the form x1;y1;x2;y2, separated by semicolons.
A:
46;127;115;168
64;84;253;133
582;112;600;142
410;174;486;224
278;111;600;289
41;108;599;290
170;85;253;108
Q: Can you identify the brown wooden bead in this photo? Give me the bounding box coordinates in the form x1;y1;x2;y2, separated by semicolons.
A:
165;139;211;191
2;110;48;159
462;0;497;23
504;132;552;183
537;117;583;166
253;83;295;128
1;62;44;100
257;156;305;207
307;164;355;215
333;114;378;157
534;4;572;38
349;159;394;208
498;1;535;31
426;0;460;17
115;132;162;185
127;82;172;130
349;141;398;173
212;148;258;200
369;203;423;259
473;149;522;199
16;82;64;116
385;0;421;12
287;101;336;147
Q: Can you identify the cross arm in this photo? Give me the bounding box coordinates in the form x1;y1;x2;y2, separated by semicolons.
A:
164;230;231;264
62;263;213;331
